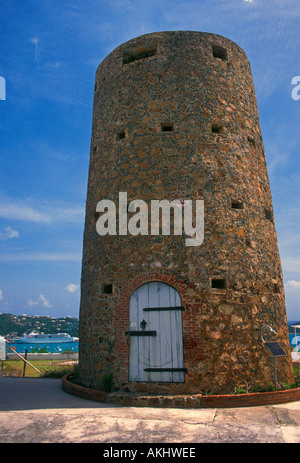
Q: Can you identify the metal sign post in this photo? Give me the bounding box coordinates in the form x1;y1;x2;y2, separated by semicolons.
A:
261;325;286;391
264;342;286;390
0;336;6;377
5;344;43;376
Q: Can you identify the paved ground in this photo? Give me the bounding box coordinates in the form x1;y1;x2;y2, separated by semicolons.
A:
1;377;300;444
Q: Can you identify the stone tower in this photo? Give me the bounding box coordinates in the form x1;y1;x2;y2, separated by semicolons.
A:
78;31;293;394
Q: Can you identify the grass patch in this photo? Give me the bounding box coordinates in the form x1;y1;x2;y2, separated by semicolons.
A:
233;366;300;394
293;364;300;376
1;359;77;378
3;360;300;393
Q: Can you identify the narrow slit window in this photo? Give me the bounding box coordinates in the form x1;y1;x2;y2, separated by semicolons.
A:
103;284;113;294
231;200;244;210
212;44;228;61
273;283;280;294
211;278;227;289
211;124;225;134
264;208;274;223
161;123;174;132
123;45;157;64
248;136;256;147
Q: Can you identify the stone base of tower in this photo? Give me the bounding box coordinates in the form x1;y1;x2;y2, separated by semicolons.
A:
62;373;300;408
78;272;294;396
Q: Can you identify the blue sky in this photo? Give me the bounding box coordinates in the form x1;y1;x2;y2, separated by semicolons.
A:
0;0;299;320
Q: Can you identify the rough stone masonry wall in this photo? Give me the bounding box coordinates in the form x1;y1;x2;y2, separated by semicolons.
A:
78;31;294;394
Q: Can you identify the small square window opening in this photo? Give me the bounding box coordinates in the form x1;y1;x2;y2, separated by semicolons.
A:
211;278;227;289
211;124;225;134
123;46;158;64
212;45;228;61
273;283;280;294
116;131;125;141
161;123;174;132
248;136;256;146
264;208;274;223
103;284;113;294
231;200;244;210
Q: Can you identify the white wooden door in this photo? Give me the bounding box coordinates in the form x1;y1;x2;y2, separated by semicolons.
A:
129;281;185;382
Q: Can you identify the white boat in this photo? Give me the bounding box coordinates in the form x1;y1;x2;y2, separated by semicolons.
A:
12;331;78;343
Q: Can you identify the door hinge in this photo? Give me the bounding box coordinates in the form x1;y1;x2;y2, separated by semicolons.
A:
144;368;187;372
125;331;157;336
143;306;185;312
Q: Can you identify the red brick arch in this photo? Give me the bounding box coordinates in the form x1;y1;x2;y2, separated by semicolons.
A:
113;272;204;382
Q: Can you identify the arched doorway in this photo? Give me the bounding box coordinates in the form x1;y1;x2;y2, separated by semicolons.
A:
129;281;185;382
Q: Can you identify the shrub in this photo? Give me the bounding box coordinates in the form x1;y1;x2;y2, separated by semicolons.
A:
101;373;114;392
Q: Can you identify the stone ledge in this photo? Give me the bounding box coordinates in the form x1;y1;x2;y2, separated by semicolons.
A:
62;374;106;402
62;374;300;408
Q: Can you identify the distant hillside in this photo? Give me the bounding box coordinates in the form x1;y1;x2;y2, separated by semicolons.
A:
1;312;296;339
0;313;79;338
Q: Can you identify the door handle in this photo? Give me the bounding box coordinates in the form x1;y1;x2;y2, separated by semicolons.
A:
140;319;147;329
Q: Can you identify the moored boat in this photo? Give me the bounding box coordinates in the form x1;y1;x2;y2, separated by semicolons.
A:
11;331;78;343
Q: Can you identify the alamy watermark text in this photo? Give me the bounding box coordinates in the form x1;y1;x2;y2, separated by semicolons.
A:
95;192;204;247
291;76;300;100
0;76;6;100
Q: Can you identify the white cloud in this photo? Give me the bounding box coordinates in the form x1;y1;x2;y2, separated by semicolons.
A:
28;293;52;308
284;281;300;321
285;280;300;288
0;252;81;262
39;293;51;308
0;201;47;223
0;226;19;241
0;290;3;301
29;37;39;45
0;195;84;224
64;283;79;293
281;257;300;275
29;37;39;61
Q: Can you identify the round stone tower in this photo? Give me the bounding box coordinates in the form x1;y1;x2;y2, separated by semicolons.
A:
78;31;293;394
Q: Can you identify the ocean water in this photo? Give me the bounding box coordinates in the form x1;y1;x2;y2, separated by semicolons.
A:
6;335;298;354
7;341;78;354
